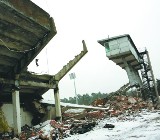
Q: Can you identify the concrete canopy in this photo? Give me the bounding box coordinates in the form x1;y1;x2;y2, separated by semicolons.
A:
0;0;57;102
98;34;142;70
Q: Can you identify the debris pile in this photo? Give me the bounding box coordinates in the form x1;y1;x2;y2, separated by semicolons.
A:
15;119;97;140
18;120;64;140
103;123;115;129
86;110;105;120
0;95;155;139
62;108;86;121
68;119;97;135
92;95;153;117
63;109;105;121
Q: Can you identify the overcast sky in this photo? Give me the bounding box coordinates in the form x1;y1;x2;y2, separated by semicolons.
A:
29;0;160;100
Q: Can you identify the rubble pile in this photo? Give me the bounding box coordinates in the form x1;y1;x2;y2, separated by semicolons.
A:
92;95;153;117
62;108;105;121
0;95;155;139
70;120;97;135
91;98;108;107
0;131;14;140
86;110;105;120
15;119;97;140
18;120;65;140
62;108;86;121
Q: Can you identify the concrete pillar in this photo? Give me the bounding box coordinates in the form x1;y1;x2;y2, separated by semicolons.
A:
54;86;62;121
46;106;56;120
12;79;21;135
133;70;143;87
123;58;138;86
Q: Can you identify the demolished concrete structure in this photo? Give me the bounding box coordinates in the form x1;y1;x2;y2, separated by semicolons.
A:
98;34;160;104
0;0;57;134
0;0;88;135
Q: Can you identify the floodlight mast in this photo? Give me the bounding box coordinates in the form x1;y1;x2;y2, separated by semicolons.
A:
69;72;78;104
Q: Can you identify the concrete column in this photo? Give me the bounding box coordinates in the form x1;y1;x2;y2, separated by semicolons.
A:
123;58;138;86
133;70;143;87
54;86;62;121
12;79;21;135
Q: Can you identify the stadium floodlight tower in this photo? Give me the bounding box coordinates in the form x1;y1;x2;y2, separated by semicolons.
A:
98;34;142;88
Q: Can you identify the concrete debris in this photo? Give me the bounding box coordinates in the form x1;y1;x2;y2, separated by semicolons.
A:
13;119;96;140
70;121;97;135
92;95;154;117
86;110;104;120
0;95;155;139
23;100;46;126
103;123;115;129
0;118;96;139
128;96;137;104
64;108;85;114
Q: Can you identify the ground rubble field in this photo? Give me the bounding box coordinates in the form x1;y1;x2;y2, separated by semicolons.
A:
1;95;160;140
63;109;160;140
19;109;160;140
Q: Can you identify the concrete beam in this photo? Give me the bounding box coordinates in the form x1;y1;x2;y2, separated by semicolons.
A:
53;40;88;82
0;77;54;89
20;80;54;89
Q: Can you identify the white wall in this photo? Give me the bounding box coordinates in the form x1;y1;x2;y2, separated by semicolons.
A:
106;37;130;57
106;37;140;65
1;104;33;128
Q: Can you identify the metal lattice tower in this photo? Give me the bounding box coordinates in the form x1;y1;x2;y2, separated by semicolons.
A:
140;50;159;104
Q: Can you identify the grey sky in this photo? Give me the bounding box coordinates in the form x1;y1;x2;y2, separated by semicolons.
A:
29;0;160;99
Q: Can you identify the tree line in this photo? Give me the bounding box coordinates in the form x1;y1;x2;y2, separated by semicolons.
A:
61;92;107;105
61;79;160;105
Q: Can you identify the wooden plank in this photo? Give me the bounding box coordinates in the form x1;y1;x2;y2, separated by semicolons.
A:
0;3;48;37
